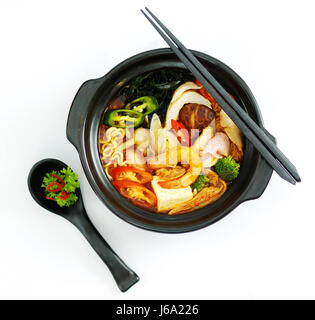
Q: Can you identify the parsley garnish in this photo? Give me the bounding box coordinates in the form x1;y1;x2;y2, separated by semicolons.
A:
41;167;80;207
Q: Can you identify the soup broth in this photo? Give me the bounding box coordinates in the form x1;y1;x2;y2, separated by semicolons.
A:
98;68;243;214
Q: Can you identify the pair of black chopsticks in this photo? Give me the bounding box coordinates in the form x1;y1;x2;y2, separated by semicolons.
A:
141;7;300;185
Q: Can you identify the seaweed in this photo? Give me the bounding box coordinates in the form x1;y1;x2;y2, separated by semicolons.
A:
120;68;194;124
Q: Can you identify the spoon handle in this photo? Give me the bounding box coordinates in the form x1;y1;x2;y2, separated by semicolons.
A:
71;211;139;292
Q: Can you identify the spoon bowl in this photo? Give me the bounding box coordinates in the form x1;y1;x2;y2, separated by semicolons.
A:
28;158;139;292
28;158;79;216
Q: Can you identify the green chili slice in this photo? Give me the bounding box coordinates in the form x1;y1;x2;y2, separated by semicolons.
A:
125;96;159;115
103;109;144;128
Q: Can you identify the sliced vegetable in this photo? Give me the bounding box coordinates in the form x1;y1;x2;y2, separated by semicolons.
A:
150;113;162;155
47;182;63;193
51;174;65;187
169;178;227;215
171;81;201;102
111;166;153;184
125;96;159;115
219;109;243;150
150;114;180;155
59;191;70;200
103;109;144;128
171;119;185;132
171;119;190;146
112;180;157;208
215;155;240;181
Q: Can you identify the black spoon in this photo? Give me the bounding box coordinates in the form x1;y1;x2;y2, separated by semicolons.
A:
27;158;139;292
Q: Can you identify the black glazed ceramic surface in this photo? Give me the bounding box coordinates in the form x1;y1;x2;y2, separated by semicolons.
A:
66;48;274;233
28;158;139;292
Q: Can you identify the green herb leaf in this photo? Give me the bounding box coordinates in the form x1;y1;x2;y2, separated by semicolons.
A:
55;193;78;207
60;167;80;193
41;167;80;207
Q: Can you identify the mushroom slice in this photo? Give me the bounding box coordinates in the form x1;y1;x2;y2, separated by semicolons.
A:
165;91;211;130
178;103;215;141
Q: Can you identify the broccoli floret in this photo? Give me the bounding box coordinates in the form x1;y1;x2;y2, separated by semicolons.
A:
191;174;211;193
215;155;240;181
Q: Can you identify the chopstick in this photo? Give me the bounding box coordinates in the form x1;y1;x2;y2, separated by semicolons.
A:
143;7;300;183
141;7;300;185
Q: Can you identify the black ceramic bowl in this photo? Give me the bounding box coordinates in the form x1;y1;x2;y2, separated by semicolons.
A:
66;48;274;233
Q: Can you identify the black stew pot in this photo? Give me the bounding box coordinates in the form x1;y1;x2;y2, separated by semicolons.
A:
66;48;274;233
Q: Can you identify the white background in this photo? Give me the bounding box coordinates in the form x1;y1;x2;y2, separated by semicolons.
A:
1;0;314;300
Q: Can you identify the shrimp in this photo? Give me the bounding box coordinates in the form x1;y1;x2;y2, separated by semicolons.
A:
148;146;202;189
